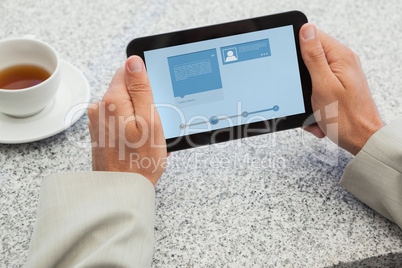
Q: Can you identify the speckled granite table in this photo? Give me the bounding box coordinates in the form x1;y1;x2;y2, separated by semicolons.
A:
1;0;402;267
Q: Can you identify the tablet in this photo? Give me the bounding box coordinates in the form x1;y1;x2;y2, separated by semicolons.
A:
127;11;313;152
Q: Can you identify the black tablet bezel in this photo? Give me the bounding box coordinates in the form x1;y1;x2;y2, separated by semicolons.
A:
127;11;313;152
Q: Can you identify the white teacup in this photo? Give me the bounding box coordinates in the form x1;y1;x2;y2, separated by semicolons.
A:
0;38;60;117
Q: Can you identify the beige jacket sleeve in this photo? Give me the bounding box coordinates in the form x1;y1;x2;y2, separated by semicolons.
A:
340;118;402;228
26;171;155;268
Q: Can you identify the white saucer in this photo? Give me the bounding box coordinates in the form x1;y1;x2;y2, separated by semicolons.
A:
0;60;91;144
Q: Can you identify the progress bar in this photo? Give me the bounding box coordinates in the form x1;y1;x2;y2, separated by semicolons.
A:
179;105;279;129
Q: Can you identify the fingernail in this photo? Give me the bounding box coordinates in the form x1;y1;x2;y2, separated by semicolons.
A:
128;57;143;73
302;25;316;41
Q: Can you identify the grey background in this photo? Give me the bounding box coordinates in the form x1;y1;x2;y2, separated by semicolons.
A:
1;0;401;267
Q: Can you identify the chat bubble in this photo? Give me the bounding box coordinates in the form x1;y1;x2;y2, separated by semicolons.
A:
168;49;222;98
220;39;271;65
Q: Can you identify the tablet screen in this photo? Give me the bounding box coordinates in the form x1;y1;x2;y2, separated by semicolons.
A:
144;25;305;140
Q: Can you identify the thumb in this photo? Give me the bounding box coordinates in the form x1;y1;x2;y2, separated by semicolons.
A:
299;24;333;83
125;56;155;119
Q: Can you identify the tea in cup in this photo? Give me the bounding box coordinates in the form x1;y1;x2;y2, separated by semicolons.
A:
0;38;61;117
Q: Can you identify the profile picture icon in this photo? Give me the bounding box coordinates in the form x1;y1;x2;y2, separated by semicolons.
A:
225;50;238;62
222;48;238;63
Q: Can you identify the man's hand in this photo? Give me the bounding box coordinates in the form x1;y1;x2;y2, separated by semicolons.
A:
300;24;384;155
88;56;167;187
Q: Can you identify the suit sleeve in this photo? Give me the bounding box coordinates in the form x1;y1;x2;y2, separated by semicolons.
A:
340;118;402;228
26;171;155;268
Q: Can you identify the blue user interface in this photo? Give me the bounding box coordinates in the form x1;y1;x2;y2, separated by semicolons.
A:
168;49;222;98
221;39;271;65
144;25;305;139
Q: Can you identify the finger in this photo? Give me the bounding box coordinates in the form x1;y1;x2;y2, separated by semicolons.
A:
302;124;326;139
125;56;155;119
317;30;365;87
102;67;134;117
299;24;334;83
87;101;100;126
317;30;354;65
87;102;100;144
103;67;127;100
